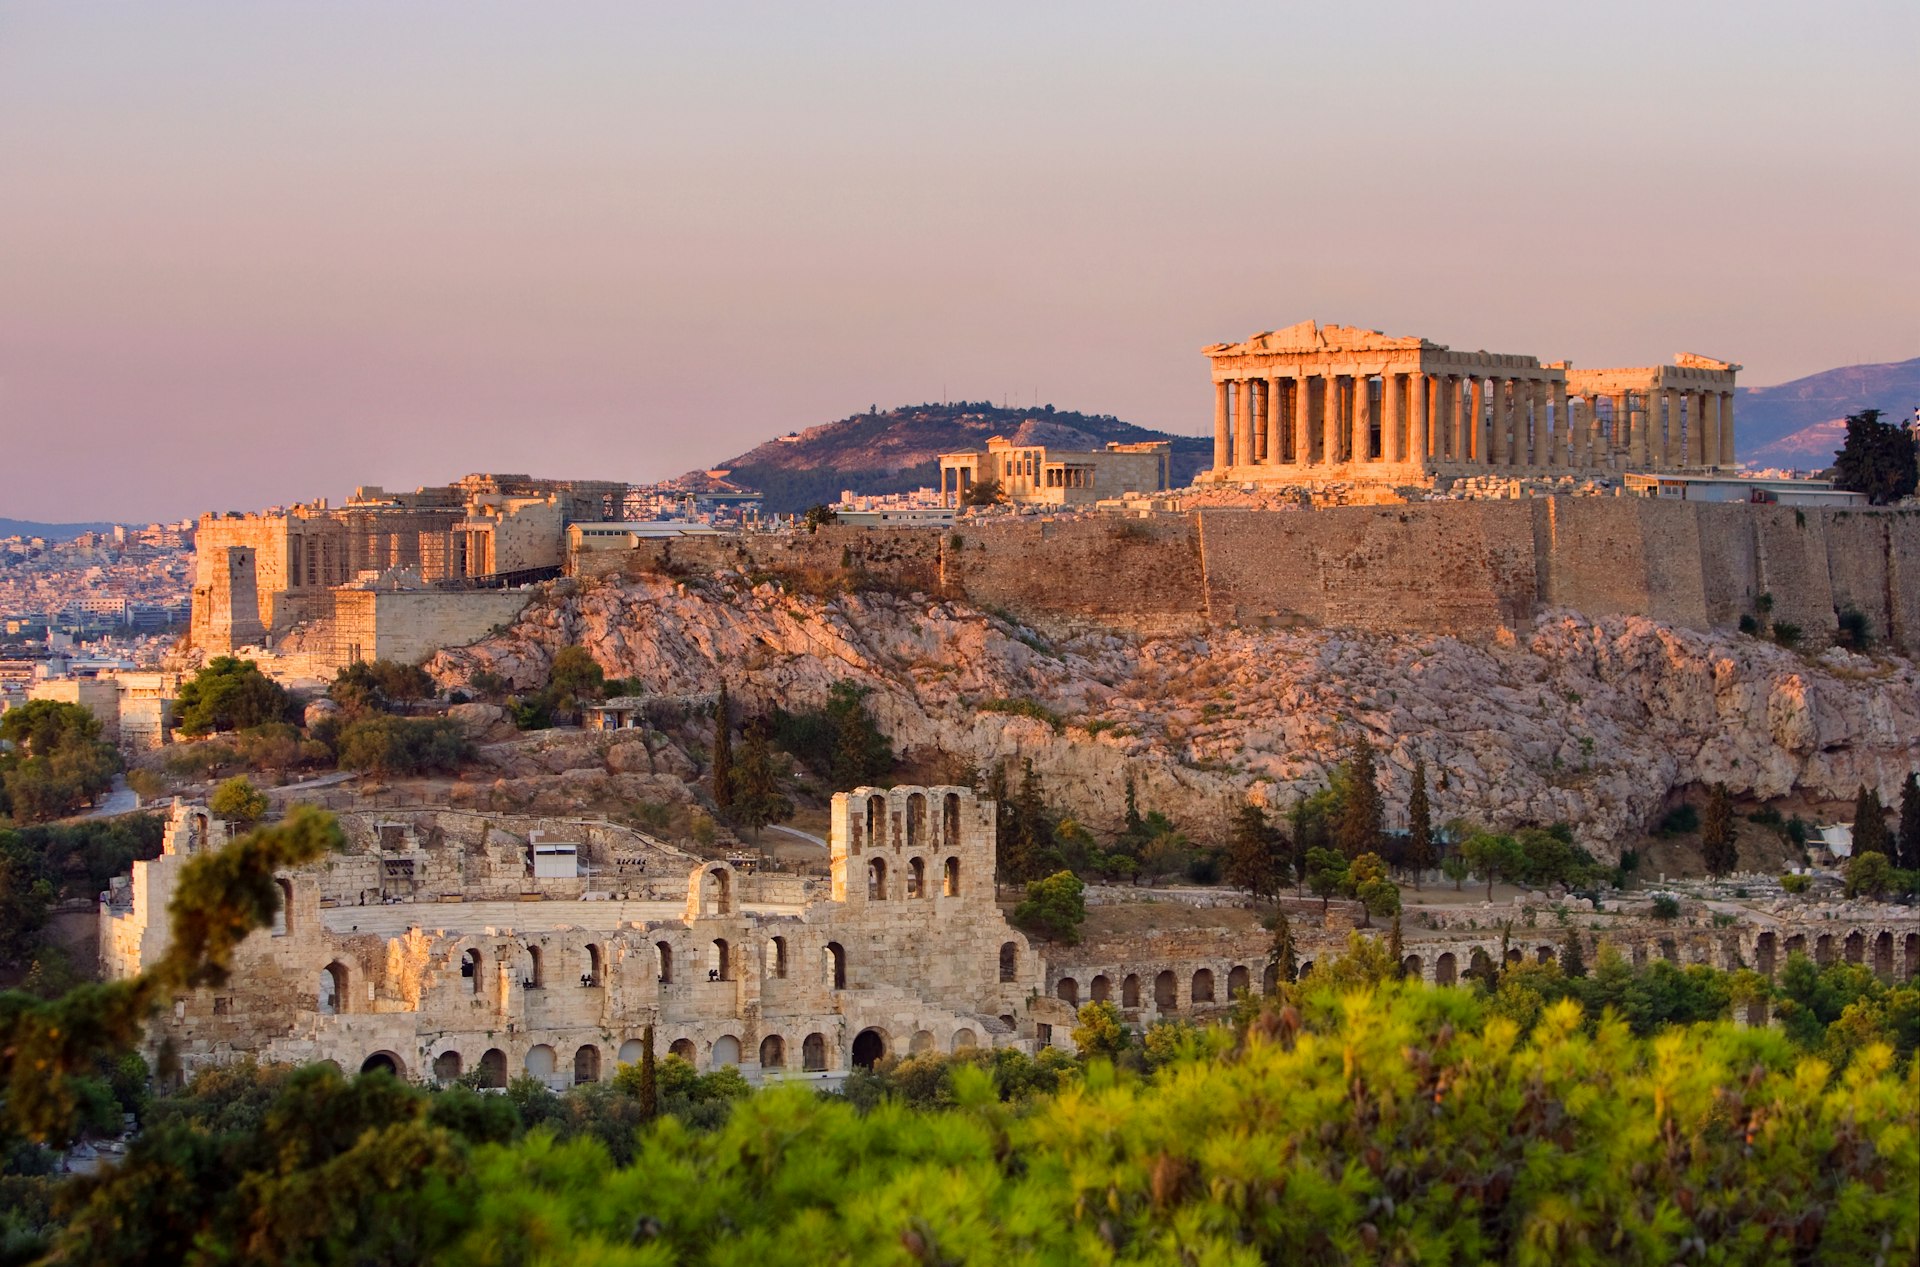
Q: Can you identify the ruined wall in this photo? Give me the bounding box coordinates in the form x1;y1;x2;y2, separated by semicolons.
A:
946;517;1204;635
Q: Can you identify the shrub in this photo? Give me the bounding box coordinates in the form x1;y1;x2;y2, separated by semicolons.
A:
1772;621;1803;648
1658;804;1699;835
334;717;472;778
1780;873;1811;894
976;697;1065;732
1835;607;1872;651
1650;894;1681;919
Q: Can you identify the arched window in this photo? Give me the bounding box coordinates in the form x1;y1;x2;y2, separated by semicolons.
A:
1056;978;1079;1006
825;942;846;990
760;1034;786;1069
319;962;349;1015
1261;963;1278;995
907;857;926;898
802;1032;828;1072
655;941;674;984
1227;965;1250;997
1403;955;1423;981
704;867;733;916
461;948;484;995
1090;974;1111;1002
950;1028;977;1053
767;936;788;979
1844;930;1865;964
1191;969;1214;1004
910;1030;936;1055
943;793;961;843
1153;970;1176;1010
712;1035;742;1069
866;794;886;850
669;1038;696;1061
523;945;544;989
1121;974;1141;1007
272;878;294;936
1756;931;1777;977
906;793;925;849
617;1038;645;1065
432;1051;463;1083
360;1051;404;1078
710;938;732;982
525;1045;557;1078
852;1028;886;1070
943;856;960;897
583;944;604;987
1434;952;1458;987
574;1045;601;1084
999;942;1018;983
868;857;888;901
478;1048;508;1089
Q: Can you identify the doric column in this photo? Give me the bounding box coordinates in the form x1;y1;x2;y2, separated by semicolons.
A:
1490;379;1510;465
1629;391;1649;466
1294;376;1312;465
1266;376;1284;464
1444;376;1462;462
1251;379;1267;464
1213;380;1229;473
1233;378;1253;468
1661;388;1681;467
1551;380;1570;466
1701;392;1721;469
1719;390;1736;466
1355;375;1375;461
1469;377;1486;463
1409;372;1429;464
1384;372;1404;462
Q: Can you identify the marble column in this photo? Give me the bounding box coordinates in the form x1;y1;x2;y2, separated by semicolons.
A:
1384;373;1404;462
1661;388;1681;467
1266;376;1284;464
1355;375;1375;461
1294;376;1312;466
1551;381;1570;466
1470;377;1486;464
1233;378;1253;468
1490;379;1508;465
1213;380;1229;473
1445;376;1462;462
1251;379;1268;464
1527;379;1545;466
1719;391;1736;466
1409;372;1429;464
1701;392;1721;470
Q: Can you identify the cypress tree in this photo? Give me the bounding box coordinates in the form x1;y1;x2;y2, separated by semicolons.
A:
1334;741;1384;859
1268;908;1298;986
729;716;794;840
711;683;733;814
638;1023;658;1122
1388;911;1405;976
1560;926;1587;979
1898;772;1920;872
1123;775;1145;843
1406;757;1434;889
1700;783;1738;877
1852;785;1890;858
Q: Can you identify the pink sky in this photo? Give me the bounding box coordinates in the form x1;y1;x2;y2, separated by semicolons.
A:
2;2;1916;523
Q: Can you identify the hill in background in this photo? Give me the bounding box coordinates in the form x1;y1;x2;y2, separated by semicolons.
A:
1737;356;1920;469
0;518;118;541
695;402;1211;514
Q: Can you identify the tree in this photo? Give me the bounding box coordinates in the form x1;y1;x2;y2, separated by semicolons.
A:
996;760;1056;887
174;656;296;736
1405;757;1434;888
1304;847;1349;914
0;699;121;823
328;659;434;716
770;681;893;791
1845;850;1892;900
1267;908;1298;986
1012;871;1086;945
1852;785;1890;858
1830;408;1919;505
208;776;270;826
1700;783;1738;877
0;848;54;969
1459;832;1523;901
638;1023;658;1123
1441;852;1470;891
710;683;733;814
334;716;472;777
1349;851;1399;928
1224;803;1284;902
801;504;839;533
960;477;1003;508
1561;926;1587;979
1898;773;1920;873
727;718;793;840
546;645;606;715
1071;1000;1129;1061
1122;776;1144;842
1388;911;1405;974
1333;742;1383;859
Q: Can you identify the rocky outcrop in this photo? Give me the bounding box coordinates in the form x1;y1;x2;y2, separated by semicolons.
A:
429;575;1920;858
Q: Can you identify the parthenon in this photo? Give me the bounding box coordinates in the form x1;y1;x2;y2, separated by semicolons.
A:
1203;321;1739;485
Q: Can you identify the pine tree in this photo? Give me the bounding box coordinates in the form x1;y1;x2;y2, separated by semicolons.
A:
1267;908;1298;986
1852;785;1891;858
1700;783;1738;877
999;760;1053;886
638;1023;658;1123
1225;803;1283;902
1560;926;1587;979
728;717;793;840
1897;772;1920;872
1334;741;1384;859
1405;757;1434;889
710;683;733;814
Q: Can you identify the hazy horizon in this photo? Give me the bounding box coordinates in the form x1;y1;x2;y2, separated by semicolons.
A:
4;1;1916;523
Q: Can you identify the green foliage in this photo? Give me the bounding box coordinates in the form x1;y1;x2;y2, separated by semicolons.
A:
1304;846;1348;911
1658;802;1699;835
709;682;733;812
1900;771;1920;872
1772;621;1803;648
1853;784;1891;858
1224;802;1286;900
1835;605;1873;651
1333;739;1384;858
1459;831;1524;899
1350;850;1400;926
1012;870;1086;945
1650;894;1681;919
992;760;1061;886
770;680;895;791
1845;849;1892;899
1780;872;1811;894
327;658;435;717
800;503;840;532
207;776;269;825
1440;851;1471;890
1071;1000;1130;1062
1830;407;1920;504
545;645;606;712
173;656;297;737
333;715;472;777
0;699;121;824
975;696;1065;732
1700;782;1738;876
725;717;793;839
959;476;1003;507
1405;756;1434;885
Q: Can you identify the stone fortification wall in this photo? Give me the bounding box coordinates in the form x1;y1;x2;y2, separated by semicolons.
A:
611;502;1919;650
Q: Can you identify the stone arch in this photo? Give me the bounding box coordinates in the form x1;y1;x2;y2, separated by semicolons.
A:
1631;942;1648;969
523;944;544;989
943;793;961;842
617;1038;645;1065
1844;930;1865;965
1090;974;1112;1003
1298;960;1315;979
1403;954;1424;982
1227;965;1250;997
1505;947;1525;966
319;961;349;1015
710;938;733;981
574;1045;601;1084
272;878;294;936
909;856;929;898
1469;947;1497;981
1657;939;1677;964
767;935;788;979
1192;968;1215;1004
1815;933;1834;965
655;941;674;983
1873;931;1894;978
950;1027;977;1052
669;1038;696;1062
910;1030;937;1056
760;1034;786;1069
943;856;960;897
712;1035;742;1068
907;792;926;849
868;856;888;900
1536;945;1555;964
852;1028;888;1069
478;1048;508;1088
360;1050;405;1078
802;1032;828;1071
462;948;484;995
1906;933;1919;979
999;941;1018;983
1756;931;1777;977
826;942;847;989
1261;963;1278;995
584;943;605;987
1056;977;1079;1006
432;1051;462;1083
865;794;885;851
1122;973;1141;1007
525;1045;556;1079
1153;970;1177;1010
702;866;734;916
1435;952;1457;985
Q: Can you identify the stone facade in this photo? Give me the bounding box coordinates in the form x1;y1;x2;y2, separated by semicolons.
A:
1203;321;1739;487
106;789;1056;1087
939;437;1171;508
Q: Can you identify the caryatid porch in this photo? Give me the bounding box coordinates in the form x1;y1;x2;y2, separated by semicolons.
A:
1202;322;1738;484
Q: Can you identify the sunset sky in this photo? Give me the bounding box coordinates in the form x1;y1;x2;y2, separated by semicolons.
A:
3;1;1915;523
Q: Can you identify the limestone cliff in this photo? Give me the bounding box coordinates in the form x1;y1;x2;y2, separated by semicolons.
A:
429;574;1920;858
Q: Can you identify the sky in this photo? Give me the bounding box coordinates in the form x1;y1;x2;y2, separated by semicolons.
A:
2;1;1916;524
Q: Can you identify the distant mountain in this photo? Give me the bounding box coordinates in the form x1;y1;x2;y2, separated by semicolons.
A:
699;402;1211;514
1738;357;1920;469
0;517;117;541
